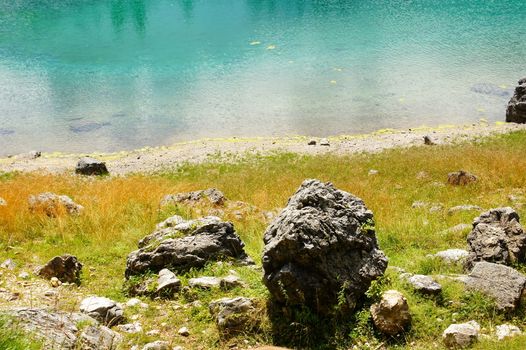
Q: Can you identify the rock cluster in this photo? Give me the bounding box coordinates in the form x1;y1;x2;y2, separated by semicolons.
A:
36;254;83;284
506;77;526;123
75;157;109;176
262;179;387;315
28;192;83;217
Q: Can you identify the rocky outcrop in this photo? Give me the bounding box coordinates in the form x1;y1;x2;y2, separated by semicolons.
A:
36;254;83;284
79;296;124;326
161;188;226;207
125;216;252;278
75;157;109;176
461;262;526;312
443;321;480;348
28;192;83;217
447;171;477;186
209;297;259;334
466;207;526;269
2;308;121;350
506;78;526;123
370;290;411;336
262;179;387;315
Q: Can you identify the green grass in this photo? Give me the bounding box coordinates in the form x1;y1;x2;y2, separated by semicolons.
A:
2;131;526;348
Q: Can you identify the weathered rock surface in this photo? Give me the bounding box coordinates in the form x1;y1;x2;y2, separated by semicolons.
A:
36;254;83;284
28;192;83;217
447;171;477;186
466;207;526;269
161;188;226;207
506;78;526;123
434;249;469;264
220;275;244;290
2;308;121;350
79;296;124;326
156;268;181;296
75;157;109;176
189;276;222;289
448;205;483;215
125;216;252;278
443;321;480;348
495;324;521;340
370;290;411;335
209;297;259;334
262;179;387;314
407;275;442;295
462;262;526;312
142;340;170;350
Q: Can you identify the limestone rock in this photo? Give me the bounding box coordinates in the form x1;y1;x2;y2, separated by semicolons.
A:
448;205;483;215
262;179;387;315
466;207;526;269
189;276;222;289
462;262;526;312
370;290;411;335
156;268;181;296
443;321;480;348
161;188;226;207
79;325;123;349
75;157;109;176
407;275;442;295
125;216;252;278
178;326;190;336
142;341;170;350
506;78;526;123
434;249;469;264
209;297;259;334
36;254;83;284
1;258;16;270
447;171;477;186
495;324;521;340
220;275;244;290
28;192;83;217
117;322;143;334
80;296;124;326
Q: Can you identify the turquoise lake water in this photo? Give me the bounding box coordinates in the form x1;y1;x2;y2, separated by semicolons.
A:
0;0;525;155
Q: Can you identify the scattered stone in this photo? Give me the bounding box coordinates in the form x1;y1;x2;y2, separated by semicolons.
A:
462;262;526;312
307;139;317;146
411;201;428;208
466;207;526;269
368;169;379;176
506;77;526;123
423;135;436;145
161;188;226;207
36;254;83;284
28;193;83;217
75;157;109;176
443;321;480;348
447;171;478;186
0;258;16;270
209;297;259;334
495;324;521;340
80;296;124;326
156;268;181;296
142;341;170;350
189;276;221;289
117;322;143;334
18;271;30;279
508;194;523;203
50;277;61;288
442;224;472;234
262;179;387;315
220;275;244;290
145;329;160;336
125;298;149;309
28;150;42;159
407;275;442;295
125;216;253;278
434;249;469;264
319;138;330;146
370;290;411;336
448;205;483;215
79;325;123;350
178;326;190;336
429;204;443;213
0;197;6;206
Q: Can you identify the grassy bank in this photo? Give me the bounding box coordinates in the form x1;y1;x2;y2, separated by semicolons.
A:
2;131;526;349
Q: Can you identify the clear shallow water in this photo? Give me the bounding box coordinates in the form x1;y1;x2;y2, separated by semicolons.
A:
0;0;524;155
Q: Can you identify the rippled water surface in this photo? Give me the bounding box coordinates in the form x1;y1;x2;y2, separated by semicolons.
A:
0;0;525;154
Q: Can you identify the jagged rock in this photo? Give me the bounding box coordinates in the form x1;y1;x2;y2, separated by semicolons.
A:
495;324;521;340
209;297;259;334
156;268;181;296
142;341;170;350
447;171;478;186
462;262;526;312
125;216;253;278
448;205;483;215
466;207;526;269
75;157;109;176
2;308;121;350
189;276;222;289
506;78;526;123
0;197;6;206
117;322;143;334
1;258;16;270
434;249;469;263
36;254;83;284
407;275;442;295
443;321;480;348
161;188;226;207
28;192;83;217
262;179;387;315
370;290;411;335
79;296;124;326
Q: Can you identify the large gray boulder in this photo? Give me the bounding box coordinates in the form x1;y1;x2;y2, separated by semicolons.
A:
466;207;526;269
506;78;526;123
125;216;252;278
75;157;109;176
2;308;121;350
36;254;83;284
262;179;388;315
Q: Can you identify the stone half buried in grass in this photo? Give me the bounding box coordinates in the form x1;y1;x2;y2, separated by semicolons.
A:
262;179;388;315
125;216;253;278
28;192;83;217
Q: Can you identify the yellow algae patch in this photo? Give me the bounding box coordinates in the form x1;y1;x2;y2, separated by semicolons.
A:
249;41;261;46
266;45;276;50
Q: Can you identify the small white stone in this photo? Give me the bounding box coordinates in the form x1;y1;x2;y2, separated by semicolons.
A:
18;272;30;280
50;277;61;287
368;169;379;176
178;327;190;337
